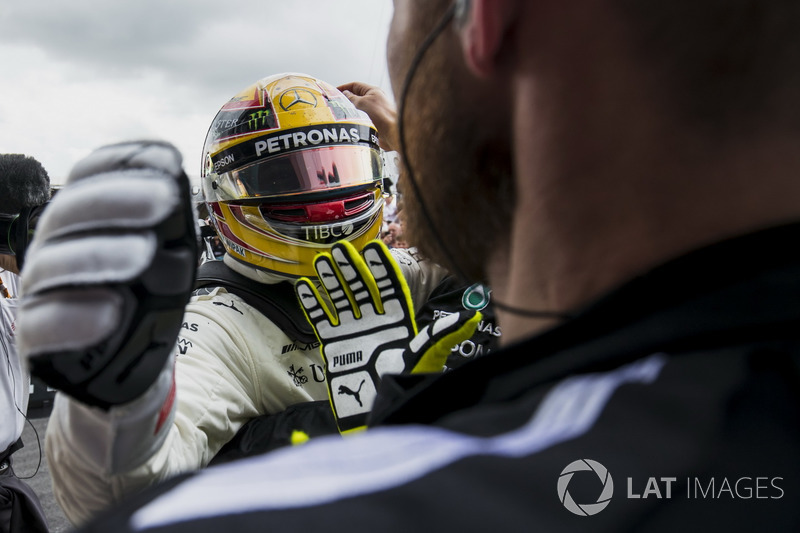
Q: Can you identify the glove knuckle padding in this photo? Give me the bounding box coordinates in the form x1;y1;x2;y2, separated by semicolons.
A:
33;173;179;238
19;288;123;357
19;140;197;409
23;234;156;293
330;247;358;282
68;140;185;183
295;280;326;320
363;247;389;279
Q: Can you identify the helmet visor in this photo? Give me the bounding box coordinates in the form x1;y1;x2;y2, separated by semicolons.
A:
212;145;382;201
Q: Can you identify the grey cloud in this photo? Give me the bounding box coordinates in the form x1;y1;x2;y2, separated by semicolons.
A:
1;0;391;97
0;0;392;180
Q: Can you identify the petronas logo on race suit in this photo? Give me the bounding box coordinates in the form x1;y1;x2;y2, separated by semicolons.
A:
462;283;491;311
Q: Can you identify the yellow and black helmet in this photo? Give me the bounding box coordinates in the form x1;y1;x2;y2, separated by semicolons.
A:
201;73;384;278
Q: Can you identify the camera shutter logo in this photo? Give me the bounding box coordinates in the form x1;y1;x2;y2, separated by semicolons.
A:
557;459;614;516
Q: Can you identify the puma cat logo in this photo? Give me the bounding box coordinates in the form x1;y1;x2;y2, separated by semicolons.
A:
213;300;243;315
338;380;366;407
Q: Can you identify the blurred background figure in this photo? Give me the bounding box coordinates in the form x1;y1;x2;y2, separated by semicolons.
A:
382;221;405;248
382;189;399;225
0;153;51;533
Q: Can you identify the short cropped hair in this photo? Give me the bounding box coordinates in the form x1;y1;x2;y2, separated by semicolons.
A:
617;0;800;131
0;154;51;214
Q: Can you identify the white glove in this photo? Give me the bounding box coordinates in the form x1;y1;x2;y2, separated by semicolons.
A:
18;140;197;409
295;240;480;433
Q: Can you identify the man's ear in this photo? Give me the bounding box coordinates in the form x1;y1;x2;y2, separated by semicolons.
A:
457;0;517;78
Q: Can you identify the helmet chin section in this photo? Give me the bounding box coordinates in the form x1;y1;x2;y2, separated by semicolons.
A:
206;190;383;278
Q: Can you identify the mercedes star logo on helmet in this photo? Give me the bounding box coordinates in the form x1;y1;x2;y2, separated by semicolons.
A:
279;89;318;111
557;459;614;516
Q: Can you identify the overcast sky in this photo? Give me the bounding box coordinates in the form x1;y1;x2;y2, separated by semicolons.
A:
0;0;394;184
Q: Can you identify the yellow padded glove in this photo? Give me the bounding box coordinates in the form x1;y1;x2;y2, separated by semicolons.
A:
295;240;480;434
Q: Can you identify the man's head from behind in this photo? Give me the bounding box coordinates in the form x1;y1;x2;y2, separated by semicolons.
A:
0;154;50;215
0;154;50;274
387;0;800;288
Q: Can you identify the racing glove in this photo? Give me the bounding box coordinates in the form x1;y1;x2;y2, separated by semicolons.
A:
295;240;481;433
18;140;198;409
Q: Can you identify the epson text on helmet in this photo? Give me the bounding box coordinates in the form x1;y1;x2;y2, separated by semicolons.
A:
214;154;236;173
255;126;364;157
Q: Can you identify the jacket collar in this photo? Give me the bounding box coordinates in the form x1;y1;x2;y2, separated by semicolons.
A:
373;221;800;425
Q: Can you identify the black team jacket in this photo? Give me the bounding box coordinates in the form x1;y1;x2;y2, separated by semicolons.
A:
77;223;800;532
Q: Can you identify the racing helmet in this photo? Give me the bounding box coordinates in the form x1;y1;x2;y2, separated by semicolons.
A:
201;73;384;278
